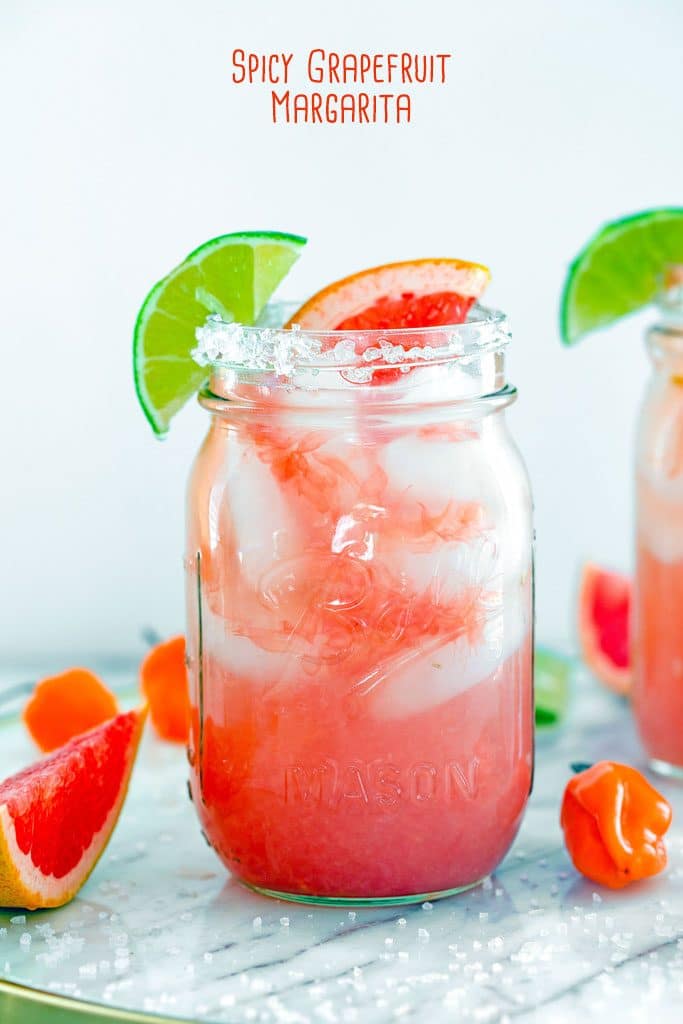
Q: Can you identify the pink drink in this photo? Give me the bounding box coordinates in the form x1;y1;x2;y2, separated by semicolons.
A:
634;358;683;770
634;543;683;767
186;311;534;902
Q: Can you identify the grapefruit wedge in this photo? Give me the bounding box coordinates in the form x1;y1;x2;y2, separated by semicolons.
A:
578;564;631;696
0;707;146;910
286;258;490;331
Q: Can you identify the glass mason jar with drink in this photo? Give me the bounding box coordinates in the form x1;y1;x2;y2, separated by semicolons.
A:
184;303;534;904
633;267;683;774
560;210;683;773
133;239;535;905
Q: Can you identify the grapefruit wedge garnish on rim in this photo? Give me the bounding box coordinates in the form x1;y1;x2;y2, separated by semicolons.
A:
286;258;490;331
0;707;146;910
578;564;631;696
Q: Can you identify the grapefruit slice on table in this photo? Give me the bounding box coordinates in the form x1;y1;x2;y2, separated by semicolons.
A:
578;564;631;695
0;707;146;910
286;258;490;331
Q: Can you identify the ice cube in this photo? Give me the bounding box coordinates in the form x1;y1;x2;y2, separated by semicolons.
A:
365;583;529;720
378;430;531;582
393;535;500;601
637;474;683;562
224;443;304;590
202;607;297;689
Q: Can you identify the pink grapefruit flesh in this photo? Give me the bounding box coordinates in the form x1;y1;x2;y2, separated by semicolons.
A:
285;258;490;331
578;564;631;695
0;707;146;910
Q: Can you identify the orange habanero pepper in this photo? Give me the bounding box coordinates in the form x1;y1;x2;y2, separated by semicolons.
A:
560;761;672;889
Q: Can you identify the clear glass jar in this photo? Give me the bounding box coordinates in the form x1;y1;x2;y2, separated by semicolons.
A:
634;269;683;775
185;305;534;905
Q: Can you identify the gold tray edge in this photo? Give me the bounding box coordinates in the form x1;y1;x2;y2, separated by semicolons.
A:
0;978;193;1024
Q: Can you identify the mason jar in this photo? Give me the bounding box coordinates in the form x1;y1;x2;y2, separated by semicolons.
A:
185;304;534;905
633;269;683;775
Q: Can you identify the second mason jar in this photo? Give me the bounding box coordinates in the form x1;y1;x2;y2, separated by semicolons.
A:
185;306;534;904
634;272;683;775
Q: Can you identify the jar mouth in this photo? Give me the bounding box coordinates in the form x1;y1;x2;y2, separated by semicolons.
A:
193;301;510;379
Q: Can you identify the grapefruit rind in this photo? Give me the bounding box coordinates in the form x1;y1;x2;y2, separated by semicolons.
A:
0;707;146;910
578;563;631;696
285;258;490;330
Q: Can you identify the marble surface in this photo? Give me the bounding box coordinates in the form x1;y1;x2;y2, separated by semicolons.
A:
2;663;683;1023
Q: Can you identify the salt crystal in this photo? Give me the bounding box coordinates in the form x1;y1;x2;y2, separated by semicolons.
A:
347;911;357;921
253;916;262;930
422;902;433;912
396;918;407;928
418;928;430;943
10;915;26;926
280;916;290;927
19;933;31;947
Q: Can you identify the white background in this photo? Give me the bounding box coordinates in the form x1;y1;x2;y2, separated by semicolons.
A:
1;0;681;664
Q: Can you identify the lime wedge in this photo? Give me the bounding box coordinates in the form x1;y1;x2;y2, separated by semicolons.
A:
535;646;572;729
133;231;307;435
560;208;683;345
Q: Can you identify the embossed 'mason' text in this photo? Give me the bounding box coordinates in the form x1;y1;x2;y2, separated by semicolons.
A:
284;758;479;807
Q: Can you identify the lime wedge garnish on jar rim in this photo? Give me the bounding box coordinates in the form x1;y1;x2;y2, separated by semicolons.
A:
133;231;307;436
559;207;683;346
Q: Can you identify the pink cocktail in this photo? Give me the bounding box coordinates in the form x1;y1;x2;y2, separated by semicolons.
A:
185;307;533;903
634;292;683;773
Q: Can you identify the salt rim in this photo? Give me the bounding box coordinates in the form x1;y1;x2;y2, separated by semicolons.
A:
192;305;510;378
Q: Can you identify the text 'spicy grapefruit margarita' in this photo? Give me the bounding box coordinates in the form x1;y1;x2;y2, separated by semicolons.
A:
184;276;534;904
